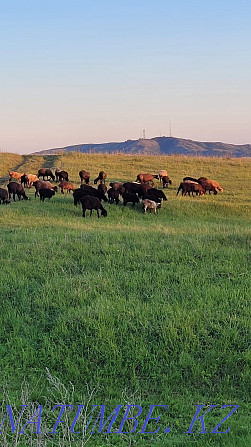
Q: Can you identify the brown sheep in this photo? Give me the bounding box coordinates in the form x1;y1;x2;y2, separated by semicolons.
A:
136;173;159;185
58;181;75;194
9;171;24;182
198;178;223;194
25;174;39;187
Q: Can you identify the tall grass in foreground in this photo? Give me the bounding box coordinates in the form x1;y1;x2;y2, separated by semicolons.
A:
0;154;250;446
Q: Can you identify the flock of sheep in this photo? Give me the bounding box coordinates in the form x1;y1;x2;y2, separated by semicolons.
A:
0;167;224;218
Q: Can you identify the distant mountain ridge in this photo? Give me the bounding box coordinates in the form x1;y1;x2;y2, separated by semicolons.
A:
33;137;251;157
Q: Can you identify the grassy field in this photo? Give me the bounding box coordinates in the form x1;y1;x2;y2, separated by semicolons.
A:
0;153;250;446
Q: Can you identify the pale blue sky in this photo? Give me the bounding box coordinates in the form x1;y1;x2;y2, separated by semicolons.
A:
1;0;250;153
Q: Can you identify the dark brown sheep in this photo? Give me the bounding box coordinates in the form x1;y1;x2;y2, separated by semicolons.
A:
161;176;172;188
94;171;107;184
38;168;55;181
7;182;29;201
57;170;69;182
123;182;150;197
33;180;57;198
107;188;120;204
79;170;91;184
177;182;205;196
0;188;10;204
80;195;107;218
98;183;108;194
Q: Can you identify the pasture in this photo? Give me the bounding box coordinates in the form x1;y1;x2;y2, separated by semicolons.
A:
0;153;250;446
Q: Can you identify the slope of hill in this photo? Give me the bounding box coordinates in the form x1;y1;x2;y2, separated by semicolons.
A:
33;136;251;157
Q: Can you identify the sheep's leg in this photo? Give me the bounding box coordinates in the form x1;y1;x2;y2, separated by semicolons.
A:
82;208;86;217
97;210;100;218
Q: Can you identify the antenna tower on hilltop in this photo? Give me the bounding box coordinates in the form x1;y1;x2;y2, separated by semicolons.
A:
169;121;172;137
143;129;146;139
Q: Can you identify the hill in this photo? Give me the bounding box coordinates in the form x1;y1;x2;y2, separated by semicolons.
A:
33;136;251;157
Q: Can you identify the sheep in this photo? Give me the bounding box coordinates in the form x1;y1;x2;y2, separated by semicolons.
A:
161;176;172;188
94;171;107;184
0;188;10;204
98;183;108;194
39;188;56;201
183;176;200;183
57;170;69;182
37;168;55;181
176;182;205;196
198;178;223;194
80;184;108;202
107;188;120;204
158;170;168;181
9;171;24;182
58;181;75;194
73;187;108;206
21;174;29;188
79;170;90;184
136;173;159;185
24;174;39;187
146;188;167;201
122;192;139;207
33;180;57;198
142;199;161;214
80;195;107;218
183;177;223;194
123;182;150;197
109;182;123;190
7;182;29;201
55;168;62;182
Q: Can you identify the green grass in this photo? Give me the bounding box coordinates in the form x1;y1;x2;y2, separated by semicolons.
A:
0;154;250;446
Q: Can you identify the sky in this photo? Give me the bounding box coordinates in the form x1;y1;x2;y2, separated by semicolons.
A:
0;0;251;154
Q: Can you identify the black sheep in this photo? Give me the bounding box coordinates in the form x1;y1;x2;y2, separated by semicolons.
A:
39;188;56;201
73;188;108;206
122;192;139;207
146;188;167;201
80;195;107;218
